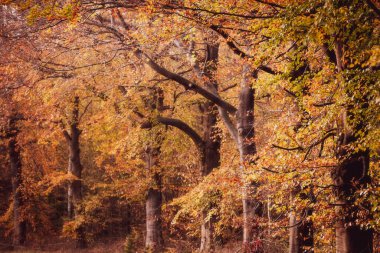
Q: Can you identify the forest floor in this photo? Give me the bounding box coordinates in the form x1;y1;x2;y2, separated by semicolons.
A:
0;238;245;253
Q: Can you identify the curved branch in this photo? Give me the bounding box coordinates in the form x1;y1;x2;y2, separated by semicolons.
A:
135;50;237;114
141;116;205;149
303;131;336;162
158;116;204;149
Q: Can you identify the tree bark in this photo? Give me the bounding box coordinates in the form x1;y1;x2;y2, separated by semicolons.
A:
199;101;221;252
8;116;26;246
64;96;86;248
289;211;299;253
144;89;164;252
146;184;163;252
145;151;164;252
198;43;221;252
67;157;74;219
237;81;259;250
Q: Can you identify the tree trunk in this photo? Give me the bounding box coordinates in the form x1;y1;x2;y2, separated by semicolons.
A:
68;125;86;248
289;211;299;253
64;96;86;248
289;188;314;253
237;81;259;251
200;210;214;252
142;88;165;252
332;36;373;252
145;171;163;252
333;147;372;253
8;117;26;246
199;43;221;252
67;158;74;219
199;101;221;252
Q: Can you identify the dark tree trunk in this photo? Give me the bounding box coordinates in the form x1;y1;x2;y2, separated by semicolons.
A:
199;101;221;252
122;203;132;235
64;96;86;248
331;34;373;252
198;43;222;252
289;188;314;253
333;146;372;253
237;82;258;250
8;117;26;246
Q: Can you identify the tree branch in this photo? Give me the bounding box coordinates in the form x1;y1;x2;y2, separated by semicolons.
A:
218;106;238;143
141;116;204;149
135;49;237;114
209;25;278;75
62;130;71;142
255;0;285;9
303;131;336;162
366;0;380;18
272;144;303;151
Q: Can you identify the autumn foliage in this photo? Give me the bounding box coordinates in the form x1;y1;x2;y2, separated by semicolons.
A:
0;0;379;252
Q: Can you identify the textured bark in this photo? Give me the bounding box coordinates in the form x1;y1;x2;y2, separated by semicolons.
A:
146;185;163;252
200;210;214;252
199;103;220;177
145;152;164;252
64;97;86;248
8;117;26;246
237;83;258;249
289;212;299;253
144;89;164;252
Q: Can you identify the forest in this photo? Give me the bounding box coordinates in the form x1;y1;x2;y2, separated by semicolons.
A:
0;0;379;252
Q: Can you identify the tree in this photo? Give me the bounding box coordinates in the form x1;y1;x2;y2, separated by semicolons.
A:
7;114;27;246
62;96;86;248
